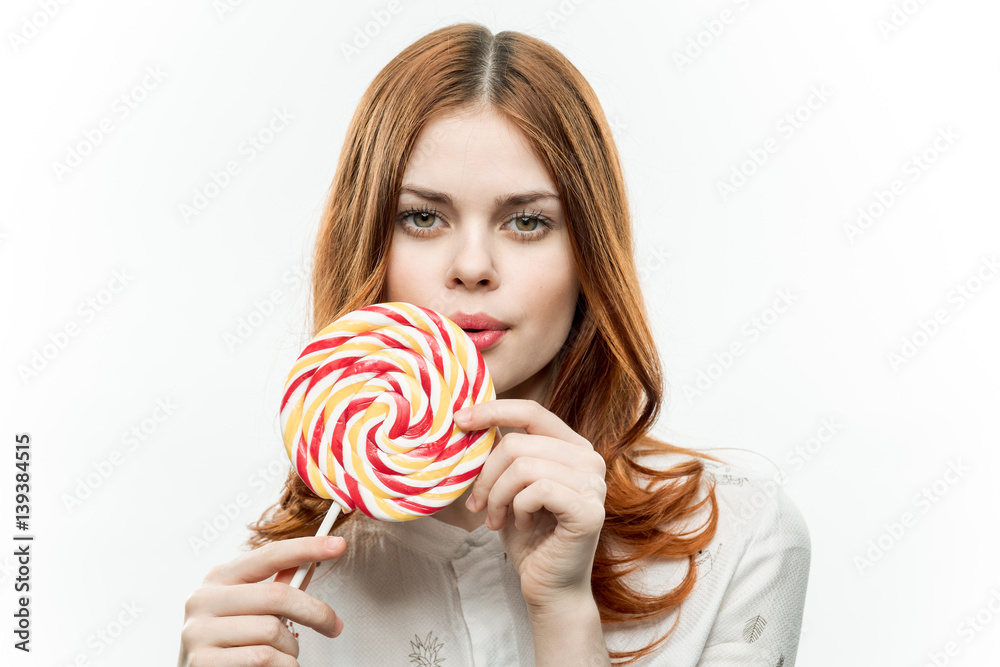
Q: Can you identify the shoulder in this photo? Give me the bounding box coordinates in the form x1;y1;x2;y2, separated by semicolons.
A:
632;448;811;559
710;457;811;562
602;450;811;662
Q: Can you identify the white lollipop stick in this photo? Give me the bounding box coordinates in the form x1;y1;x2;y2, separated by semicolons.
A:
289;503;343;590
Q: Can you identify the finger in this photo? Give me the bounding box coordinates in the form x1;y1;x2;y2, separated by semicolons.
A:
193;581;343;638
455;399;591;448
274;560;318;589
187;646;298;667
273;561;324;633
511;480;606;535
483;458;605;530
468;435;605;512
183;614;300;657
204;536;346;586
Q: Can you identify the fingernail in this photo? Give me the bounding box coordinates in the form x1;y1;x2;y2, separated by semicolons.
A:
326;536;342;550
454;408;471;424
465;495;475;511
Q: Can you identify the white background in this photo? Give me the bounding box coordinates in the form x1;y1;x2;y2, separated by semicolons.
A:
2;1;999;665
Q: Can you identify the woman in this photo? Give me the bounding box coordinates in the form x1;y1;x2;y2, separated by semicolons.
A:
178;22;810;666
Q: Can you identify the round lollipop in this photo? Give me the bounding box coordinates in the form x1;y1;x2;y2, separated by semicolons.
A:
279;301;499;588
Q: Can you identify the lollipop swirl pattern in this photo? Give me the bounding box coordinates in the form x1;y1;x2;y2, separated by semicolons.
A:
279;302;499;521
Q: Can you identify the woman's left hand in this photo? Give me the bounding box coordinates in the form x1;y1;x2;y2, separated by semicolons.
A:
455;399;607;611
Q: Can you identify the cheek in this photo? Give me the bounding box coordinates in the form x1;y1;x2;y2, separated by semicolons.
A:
386;272;413;303
385;244;422;302
386;247;450;309
545;256;581;311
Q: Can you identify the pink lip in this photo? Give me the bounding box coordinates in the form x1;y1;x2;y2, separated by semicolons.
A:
447;311;510;352
463;328;507;351
448;311;510;330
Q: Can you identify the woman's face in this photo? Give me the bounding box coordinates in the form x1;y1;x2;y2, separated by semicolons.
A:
385;107;581;404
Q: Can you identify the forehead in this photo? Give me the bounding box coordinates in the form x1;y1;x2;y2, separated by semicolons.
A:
401;109;558;203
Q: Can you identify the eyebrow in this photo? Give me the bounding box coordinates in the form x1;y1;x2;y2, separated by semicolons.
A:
398;185;560;208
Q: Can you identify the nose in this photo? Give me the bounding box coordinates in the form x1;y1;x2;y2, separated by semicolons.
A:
446;224;499;291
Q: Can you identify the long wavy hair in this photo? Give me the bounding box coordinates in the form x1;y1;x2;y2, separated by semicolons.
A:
247;22;724;664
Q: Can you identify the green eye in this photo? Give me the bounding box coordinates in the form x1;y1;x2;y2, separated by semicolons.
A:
395;206;554;241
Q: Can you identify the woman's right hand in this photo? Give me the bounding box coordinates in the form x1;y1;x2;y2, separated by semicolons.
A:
178;535;347;667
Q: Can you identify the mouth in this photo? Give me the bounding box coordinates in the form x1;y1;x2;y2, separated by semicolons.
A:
447;311;510;352
460;328;508;352
448;312;510;330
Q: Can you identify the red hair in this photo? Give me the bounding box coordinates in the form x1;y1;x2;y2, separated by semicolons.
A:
247;22;724;664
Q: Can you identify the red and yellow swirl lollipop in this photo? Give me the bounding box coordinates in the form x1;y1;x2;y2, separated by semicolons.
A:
279;302;498;587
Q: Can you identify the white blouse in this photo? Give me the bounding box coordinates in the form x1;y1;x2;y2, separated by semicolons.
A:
285;453;811;666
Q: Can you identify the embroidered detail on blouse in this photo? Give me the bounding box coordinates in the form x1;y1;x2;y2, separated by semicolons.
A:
695;543;721;576
716;473;749;486
742;614;767;642
409;630;446;666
